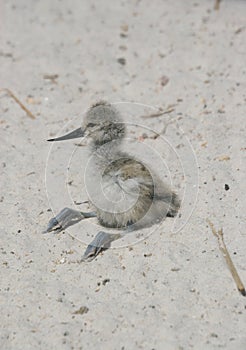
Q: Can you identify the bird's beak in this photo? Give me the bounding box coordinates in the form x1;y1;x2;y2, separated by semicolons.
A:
47;127;85;142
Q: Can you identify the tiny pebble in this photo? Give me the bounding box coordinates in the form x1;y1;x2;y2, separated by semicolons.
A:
117;57;126;65
102;278;110;286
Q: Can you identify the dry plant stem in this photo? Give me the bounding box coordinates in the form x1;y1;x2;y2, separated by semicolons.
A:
141;108;175;119
150;119;176;139
207;219;246;297
0;88;35;119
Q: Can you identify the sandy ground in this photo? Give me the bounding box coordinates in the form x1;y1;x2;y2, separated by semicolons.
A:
1;0;246;349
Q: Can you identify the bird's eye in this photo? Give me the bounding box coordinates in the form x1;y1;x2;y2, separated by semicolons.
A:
87;123;96;128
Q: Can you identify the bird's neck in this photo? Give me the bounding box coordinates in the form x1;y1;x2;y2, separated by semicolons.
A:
89;139;123;164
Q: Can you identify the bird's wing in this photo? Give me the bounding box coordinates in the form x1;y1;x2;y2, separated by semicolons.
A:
106;158;154;197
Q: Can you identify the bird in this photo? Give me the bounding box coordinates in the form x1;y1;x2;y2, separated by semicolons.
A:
45;101;180;261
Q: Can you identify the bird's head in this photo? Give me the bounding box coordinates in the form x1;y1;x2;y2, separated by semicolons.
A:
47;101;125;147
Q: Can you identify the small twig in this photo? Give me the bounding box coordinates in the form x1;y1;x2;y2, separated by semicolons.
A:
150;119;176;139
0;88;36;119
43;74;59;84
74;142;86;147
214;0;221;10
207;219;246;297
141;107;175;119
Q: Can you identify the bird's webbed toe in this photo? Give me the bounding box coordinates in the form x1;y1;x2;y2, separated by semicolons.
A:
44;208;87;233
81;231;121;262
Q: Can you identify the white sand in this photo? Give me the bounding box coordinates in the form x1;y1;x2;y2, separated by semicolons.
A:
1;0;246;349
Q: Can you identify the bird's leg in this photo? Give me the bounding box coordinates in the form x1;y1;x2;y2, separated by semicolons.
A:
44;207;97;233
81;231;122;262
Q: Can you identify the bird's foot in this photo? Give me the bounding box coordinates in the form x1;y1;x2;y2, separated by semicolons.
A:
81;231;121;262
44;208;95;233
